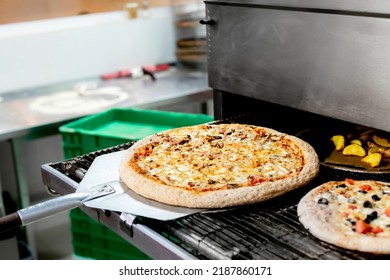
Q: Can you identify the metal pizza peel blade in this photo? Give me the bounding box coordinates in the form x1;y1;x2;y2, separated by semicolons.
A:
79;151;205;221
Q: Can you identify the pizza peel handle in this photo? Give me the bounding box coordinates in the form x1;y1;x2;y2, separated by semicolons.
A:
0;184;115;234
0;212;21;235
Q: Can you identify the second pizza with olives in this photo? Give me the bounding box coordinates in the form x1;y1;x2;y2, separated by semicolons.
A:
298;179;390;254
119;123;319;208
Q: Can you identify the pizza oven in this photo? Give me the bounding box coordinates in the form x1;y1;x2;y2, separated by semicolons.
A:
202;0;390;167
206;0;390;133
8;0;390;260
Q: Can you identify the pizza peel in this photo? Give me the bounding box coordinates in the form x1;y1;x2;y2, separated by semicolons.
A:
77;151;205;219
0;151;205;234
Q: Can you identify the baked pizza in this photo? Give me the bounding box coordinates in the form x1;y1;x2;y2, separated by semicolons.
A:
298;179;390;254
119;123;319;208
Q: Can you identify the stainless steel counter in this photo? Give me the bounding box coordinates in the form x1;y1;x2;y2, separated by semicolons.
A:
0;68;212;142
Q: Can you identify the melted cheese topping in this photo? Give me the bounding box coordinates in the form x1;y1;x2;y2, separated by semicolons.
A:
316;179;390;237
131;124;305;192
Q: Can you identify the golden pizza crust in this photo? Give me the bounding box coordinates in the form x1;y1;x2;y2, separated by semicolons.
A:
119;124;320;209
298;180;390;254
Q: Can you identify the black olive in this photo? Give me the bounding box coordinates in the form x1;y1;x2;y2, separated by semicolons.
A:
346;218;356;226
317;198;329;205
363;201;372;208
370;211;378;219
364;211;378;223
336;184;347;188
358;190;367;194
371;194;381;201
387;225;390;228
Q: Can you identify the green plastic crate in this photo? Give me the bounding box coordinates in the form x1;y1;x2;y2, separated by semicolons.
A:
60;107;213;159
59;107;213;260
70;209;151;260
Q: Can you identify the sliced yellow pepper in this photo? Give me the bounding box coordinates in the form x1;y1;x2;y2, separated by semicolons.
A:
368;147;382;154
373;135;390;148
361;153;382;167
350;139;362;146
342;144;366;157
330;135;345;151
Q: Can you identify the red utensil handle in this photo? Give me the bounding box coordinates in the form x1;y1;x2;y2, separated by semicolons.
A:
0;212;22;234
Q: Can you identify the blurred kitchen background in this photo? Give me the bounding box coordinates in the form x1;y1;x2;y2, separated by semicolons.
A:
0;0;212;260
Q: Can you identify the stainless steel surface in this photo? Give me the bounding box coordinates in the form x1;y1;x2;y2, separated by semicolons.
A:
206;0;390;14
0;68;211;142
98;207;199;259
206;2;390;132
118;213;199;260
